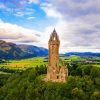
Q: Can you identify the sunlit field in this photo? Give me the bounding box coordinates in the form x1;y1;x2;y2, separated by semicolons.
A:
0;56;100;72
0;57;48;70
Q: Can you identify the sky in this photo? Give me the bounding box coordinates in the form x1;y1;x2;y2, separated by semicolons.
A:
0;0;100;53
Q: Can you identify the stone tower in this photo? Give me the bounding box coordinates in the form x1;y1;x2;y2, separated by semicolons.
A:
47;29;68;82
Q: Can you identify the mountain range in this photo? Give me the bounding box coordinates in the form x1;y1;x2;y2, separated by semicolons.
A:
0;40;100;59
0;40;48;59
64;52;100;57
18;45;48;57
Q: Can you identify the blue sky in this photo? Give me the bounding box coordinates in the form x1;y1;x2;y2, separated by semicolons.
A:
0;0;57;30
0;0;100;53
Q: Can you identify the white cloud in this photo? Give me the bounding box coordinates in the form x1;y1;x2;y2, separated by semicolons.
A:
14;12;25;17
14;11;33;17
41;3;62;19
40;0;100;53
28;0;39;4
0;19;3;23
19;0;39;5
39;15;100;53
0;19;40;44
19;0;28;5
0;3;6;9
27;16;35;20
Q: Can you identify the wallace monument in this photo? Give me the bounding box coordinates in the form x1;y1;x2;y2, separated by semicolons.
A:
47;29;68;82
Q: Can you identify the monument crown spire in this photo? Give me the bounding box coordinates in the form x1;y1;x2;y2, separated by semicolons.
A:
49;28;59;42
53;28;56;32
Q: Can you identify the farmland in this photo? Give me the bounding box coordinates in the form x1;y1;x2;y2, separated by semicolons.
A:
0;56;100;73
0;57;48;71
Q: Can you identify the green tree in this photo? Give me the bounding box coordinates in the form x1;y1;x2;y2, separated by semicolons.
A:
90;92;100;100
71;87;86;100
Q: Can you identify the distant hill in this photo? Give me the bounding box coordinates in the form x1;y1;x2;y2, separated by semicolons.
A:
0;40;99;59
0;40;48;59
64;52;100;57
0;40;35;59
17;45;48;57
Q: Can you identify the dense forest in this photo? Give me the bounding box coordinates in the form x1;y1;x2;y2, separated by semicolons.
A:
0;62;100;100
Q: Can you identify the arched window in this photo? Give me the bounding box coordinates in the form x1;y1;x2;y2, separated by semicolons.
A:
54;37;55;40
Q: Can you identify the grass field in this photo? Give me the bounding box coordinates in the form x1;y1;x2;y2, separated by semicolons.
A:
0;56;100;71
0;57;48;70
0;71;11;74
93;64;100;68
60;56;100;68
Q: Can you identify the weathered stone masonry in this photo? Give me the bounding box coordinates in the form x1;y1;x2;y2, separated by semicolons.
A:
47;29;68;82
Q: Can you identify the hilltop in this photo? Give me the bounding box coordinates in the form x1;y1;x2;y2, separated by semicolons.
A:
0;40;48;59
18;45;48;57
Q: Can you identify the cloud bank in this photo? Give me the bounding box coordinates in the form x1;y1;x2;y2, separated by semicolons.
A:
0;19;40;44
41;0;100;52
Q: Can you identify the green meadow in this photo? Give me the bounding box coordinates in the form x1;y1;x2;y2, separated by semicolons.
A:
0;57;48;70
0;56;100;72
